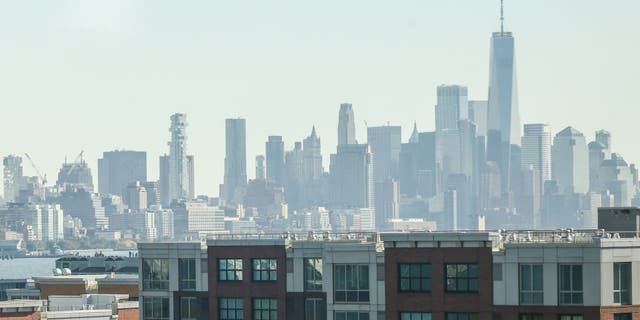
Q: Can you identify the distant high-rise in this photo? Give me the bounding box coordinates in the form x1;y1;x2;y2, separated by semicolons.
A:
399;132;437;197
469;100;488;138
98;150;147;197
266;136;285;186
595;130;611;159
187;155;195;199
551;127;589;194
159;155;170;206
367;125;402;182
435;85;468;133
56;157;94;192
3;155;24;203
223;118;247;203
123;181;148;211
285;142;304;210
338;103;356;146
255;155;265;180
167;113;190;202
329;144;374;210
521;124;552;186
375;178;399;230
487;1;520;192
303;126;323;181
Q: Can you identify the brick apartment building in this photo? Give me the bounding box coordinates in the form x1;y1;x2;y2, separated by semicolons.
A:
138;230;640;320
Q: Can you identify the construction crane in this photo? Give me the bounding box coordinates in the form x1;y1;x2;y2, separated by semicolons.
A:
66;150;85;176
24;153;47;201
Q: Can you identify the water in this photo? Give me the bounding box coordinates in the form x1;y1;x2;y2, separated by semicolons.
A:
0;250;137;280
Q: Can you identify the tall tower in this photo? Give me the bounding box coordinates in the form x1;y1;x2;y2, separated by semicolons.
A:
98;150;147;196
303;126;323;181
224;118;247;203
551;127;589;194
338;103;356;146
3;155;24;203
487;0;520;192
266;136;285;186
595;130;611;159
435;85;469;133
255;155;266;180
367;125;402;183
168;113;190;202
521;123;552;183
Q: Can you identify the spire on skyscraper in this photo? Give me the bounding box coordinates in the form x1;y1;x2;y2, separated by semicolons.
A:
500;0;504;34
409;122;420;144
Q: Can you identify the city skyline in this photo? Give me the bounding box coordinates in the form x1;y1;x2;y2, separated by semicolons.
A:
1;1;639;196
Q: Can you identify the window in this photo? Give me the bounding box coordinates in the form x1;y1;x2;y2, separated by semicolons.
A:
180;297;199;320
304;298;323;320
219;259;243;281
334;264;370;302
519;264;543;305
613;262;631;305
493;263;503;281
304;258;323;291
446;313;478;320
219;298;243;320
519;314;543;320
399;263;431;292
558;264;583;305
253;259;278;281
142;259;169;290
614;314;632;320
445;264;478;293
400;312;432;320
179;259;197;290
253;298;277;320
143;297;169;320
335;311;369;320
559;315;583;320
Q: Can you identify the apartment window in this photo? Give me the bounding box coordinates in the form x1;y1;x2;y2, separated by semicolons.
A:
614;314;632;320
445;264;478;293
180;297;199;320
335;311;370;320
253;298;277;320
399;263;431;292
304;298;323;320
558;264;583;305
400;312;432;320
179;258;197;290
493;263;503;281
446;313;478;320
519;264;543;305
219;259;243;281
219;298;243;320
334;264;370;302
143;297;169;320
519;314;543;320
559;315;583;320
253;259;278;281
613;262;631;305
142;259;169;290
304;258;323;291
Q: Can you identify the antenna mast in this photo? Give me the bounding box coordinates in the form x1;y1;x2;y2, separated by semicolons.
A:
500;0;504;34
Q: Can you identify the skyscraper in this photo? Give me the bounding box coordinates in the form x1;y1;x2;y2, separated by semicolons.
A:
266;136;285;186
159;155;170;206
338;103;356;146
56;158;94;192
329;144;374;210
469;100;488;138
303;126;323;181
435;85;469;133
223;118;247;203
374;178;399;230
255;155;266;180
487;1;520;192
521;123;552;185
3;155;24;203
98;150;147;196
367;125;402;183
595;130;611;159
167;113;190;202
551;127;589;194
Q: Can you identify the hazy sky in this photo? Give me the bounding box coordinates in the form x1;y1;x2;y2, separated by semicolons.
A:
1;0;639;197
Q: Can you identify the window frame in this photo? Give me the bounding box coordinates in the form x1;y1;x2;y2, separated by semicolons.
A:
142;258;169;290
304;298;323;320
304;258;323;292
558;264;583;305
179;296;199;320
334;311;370;320
142;296;170;320
519;264;544;305
400;312;432;320
445;263;479;293
445;312;478;320
333;264;370;303
218;258;244;282
219;297;244;320
179;258;197;291
252;259;278;282
399;263;432;292
253;298;278;320
613;262;631;305
558;315;584;320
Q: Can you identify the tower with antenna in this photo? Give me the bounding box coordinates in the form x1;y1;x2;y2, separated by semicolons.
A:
500;0;504;34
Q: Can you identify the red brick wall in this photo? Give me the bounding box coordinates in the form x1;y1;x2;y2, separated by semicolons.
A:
493;306;601;320
117;307;139;320
98;284;139;299
385;247;494;320
600;306;640;320
0;311;41;320
36;283;86;300
208;245;287;320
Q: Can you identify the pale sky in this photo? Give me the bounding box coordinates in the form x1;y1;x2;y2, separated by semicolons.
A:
1;0;639;196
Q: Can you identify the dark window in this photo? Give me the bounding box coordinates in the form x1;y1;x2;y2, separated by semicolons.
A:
253;298;277;320
219;259;243;281
219;298;243;320
400;312;432;320
253;259;278;281
558;264;583;305
614;314;632;320
446;313;478;320
613;262;631;305
335;311;369;320
334;264;370;302
304;258;323;291
142;259;169;290
519;314;543;320
304;298;323;320
519;264;543;305
493;263;503;281
445;264;478;293
399;263;431;292
143;296;169;320
180;297;199;320
179;258;197;291
559;315;583;320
